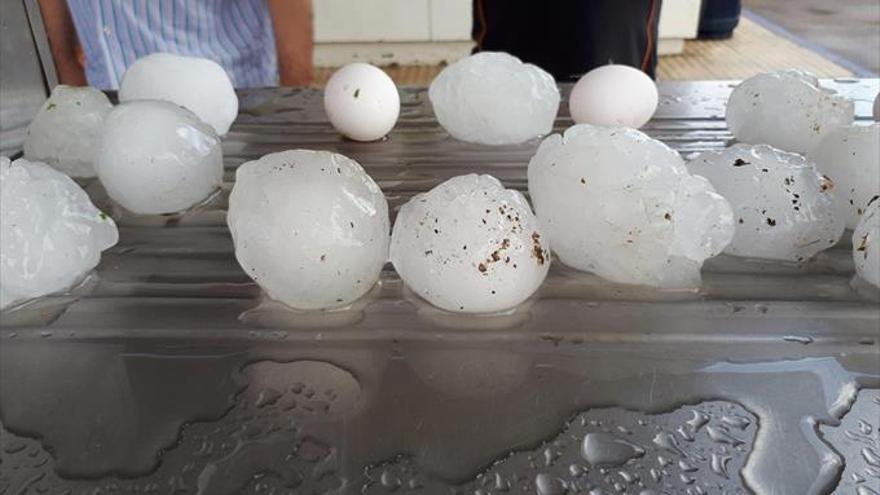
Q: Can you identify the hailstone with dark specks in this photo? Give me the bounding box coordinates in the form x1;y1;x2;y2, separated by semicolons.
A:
853;197;880;288
687;143;845;261
528;125;734;289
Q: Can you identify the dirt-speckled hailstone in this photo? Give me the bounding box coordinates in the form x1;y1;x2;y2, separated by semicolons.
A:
1;157;118;310
807;123;880;229
428;52;560;145
119;52;238;136
687;144;844;261
528;125;735;289
853;198;880;288
24;85;112;178
96;100;223;215
726;70;853;153
391;174;549;313
228;150;389;310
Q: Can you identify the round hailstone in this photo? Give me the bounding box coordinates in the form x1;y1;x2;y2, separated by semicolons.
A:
428;52;560;145
687;143;845;262
527;124;735;289
119;52;238;136
853;198;880;288
23;85;113;178
227;150;389;310
95;100;223;215
1;157;118;310
807;123;880;229
725;70;854;153
391;174;549;313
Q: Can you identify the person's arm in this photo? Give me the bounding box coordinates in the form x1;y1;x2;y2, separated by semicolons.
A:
37;0;88;85
267;0;314;87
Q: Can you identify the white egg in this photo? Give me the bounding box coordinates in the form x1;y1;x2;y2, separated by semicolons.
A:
853;198;880;288
568;64;658;128
807;123;880;229
390;174;549;314
24;85;113;178
323;63;400;141
1;157;118;310
528;124;734;289
119;52;238;136
95;100;223;215
227;150;390;310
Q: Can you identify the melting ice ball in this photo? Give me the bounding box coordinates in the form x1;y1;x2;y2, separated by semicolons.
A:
527;125;734;289
428;52;560;145
1;157;118;310
227;150;389;310
853;198;880;288
95;100;223;215
23;85;113;178
725;70;854;153
119;52;238;136
390;174;549;313
807;123;880;229
687;144;845;261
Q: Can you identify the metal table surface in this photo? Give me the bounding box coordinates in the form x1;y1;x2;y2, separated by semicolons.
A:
1;80;879;495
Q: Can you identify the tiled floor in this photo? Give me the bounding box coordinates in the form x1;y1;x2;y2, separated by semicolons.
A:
314;17;854;86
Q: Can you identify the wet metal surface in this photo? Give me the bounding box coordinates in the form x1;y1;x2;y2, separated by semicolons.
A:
1;80;879;495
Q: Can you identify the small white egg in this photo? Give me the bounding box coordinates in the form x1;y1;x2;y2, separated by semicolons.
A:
119;52;238;136
24;85;113;178
227;150;390;310
390;174;549;314
95;100;223;215
323;63;400;141
568;64;658;128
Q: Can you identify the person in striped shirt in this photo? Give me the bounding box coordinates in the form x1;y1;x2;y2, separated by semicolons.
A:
37;0;314;89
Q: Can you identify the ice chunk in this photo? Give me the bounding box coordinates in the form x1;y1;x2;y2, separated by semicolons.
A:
853;197;880;288
95;100;223;215
23;85;112;178
227;150;389;310
807;123;880;229
725;70;853;153
687;143;845;261
527;125;734;288
391;174;549;313
1;157;118;310
428;52;560;145
119;52;238;136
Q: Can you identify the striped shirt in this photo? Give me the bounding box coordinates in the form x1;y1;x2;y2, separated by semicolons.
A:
66;0;278;89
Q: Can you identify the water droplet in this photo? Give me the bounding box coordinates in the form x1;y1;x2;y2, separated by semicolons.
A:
863;447;880;467
706;425;744;446
534;473;567;495
857;486;880;495
720;415;751;431
676;426;694;442
568;464;585;477
380;469;401;489
649;467;663;483
652;432;687;457
685;410;710;431
679;473;696;485
678;459;698;472
581;432;646;467
858;419;874;435
783;335;814;344
710;453;731;478
618;470;637;483
254;388;282;408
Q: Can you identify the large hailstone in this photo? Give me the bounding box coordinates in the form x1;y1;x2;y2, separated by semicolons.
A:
528;125;735;289
428;52;560;145
95;100;223;215
687;144;845;261
23;85;113;178
228;150;389;310
853;198;880;288
726;70;854;153
1;157;118;310
119;52;238;136
391;174;549;313
807;123;880;229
